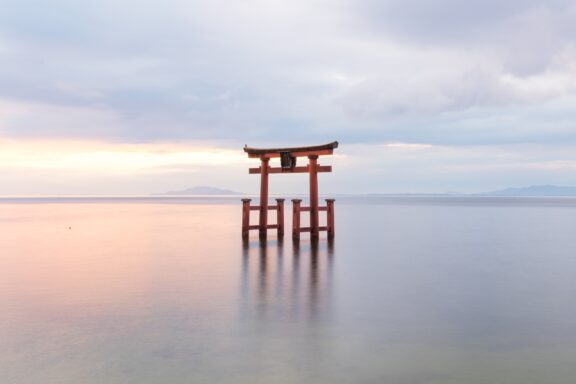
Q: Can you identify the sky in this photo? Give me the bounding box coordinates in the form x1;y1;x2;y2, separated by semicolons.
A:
1;0;576;194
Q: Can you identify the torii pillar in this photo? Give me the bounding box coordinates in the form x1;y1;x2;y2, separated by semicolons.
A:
308;155;319;238
241;141;338;240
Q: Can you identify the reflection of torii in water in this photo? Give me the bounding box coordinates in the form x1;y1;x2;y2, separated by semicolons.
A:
241;141;338;240
241;239;334;321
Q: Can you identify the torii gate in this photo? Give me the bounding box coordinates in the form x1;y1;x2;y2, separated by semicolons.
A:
241;141;338;240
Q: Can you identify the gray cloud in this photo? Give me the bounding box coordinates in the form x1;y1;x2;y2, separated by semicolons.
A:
359;0;569;40
357;0;576;74
0;0;575;146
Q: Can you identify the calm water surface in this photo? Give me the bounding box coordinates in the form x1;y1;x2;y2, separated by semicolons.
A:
2;197;576;383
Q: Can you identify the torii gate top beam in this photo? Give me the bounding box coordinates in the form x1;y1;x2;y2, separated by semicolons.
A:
243;141;338;159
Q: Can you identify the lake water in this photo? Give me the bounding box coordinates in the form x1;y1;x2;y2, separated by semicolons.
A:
2;196;576;383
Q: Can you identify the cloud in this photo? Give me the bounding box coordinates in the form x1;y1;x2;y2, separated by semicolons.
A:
322;142;576;193
0;138;246;173
359;0;568;41
0;137;250;194
338;64;576;119
0;0;575;148
357;0;576;73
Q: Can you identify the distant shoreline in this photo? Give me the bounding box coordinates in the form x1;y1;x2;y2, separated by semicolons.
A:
2;195;576;204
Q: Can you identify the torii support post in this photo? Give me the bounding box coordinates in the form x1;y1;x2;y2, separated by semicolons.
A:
326;199;335;239
308;155;320;239
276;198;285;237
259;158;270;239
292;199;302;240
242;198;251;239
291;198;335;240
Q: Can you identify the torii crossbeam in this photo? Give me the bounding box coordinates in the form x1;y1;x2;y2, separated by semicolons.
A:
242;141;338;240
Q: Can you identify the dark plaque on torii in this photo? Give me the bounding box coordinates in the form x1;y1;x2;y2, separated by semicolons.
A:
241;141;338;240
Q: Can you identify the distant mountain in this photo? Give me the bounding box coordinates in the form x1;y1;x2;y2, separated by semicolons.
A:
482;185;576;197
156;186;243;195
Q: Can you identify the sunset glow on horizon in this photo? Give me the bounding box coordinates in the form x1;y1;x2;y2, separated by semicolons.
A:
0;139;247;173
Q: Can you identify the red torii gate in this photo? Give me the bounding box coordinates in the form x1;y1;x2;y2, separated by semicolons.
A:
241;141;338;240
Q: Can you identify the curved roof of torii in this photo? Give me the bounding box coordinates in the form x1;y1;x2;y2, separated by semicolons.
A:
243;141;338;156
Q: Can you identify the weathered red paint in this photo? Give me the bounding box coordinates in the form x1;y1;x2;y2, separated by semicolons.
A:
259;157;269;239
308;155;319;239
326;199;335;239
276;198;285;237
292;199;302;240
241;198;251;239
